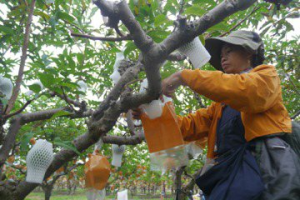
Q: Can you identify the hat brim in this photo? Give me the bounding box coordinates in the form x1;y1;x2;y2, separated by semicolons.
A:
205;37;257;71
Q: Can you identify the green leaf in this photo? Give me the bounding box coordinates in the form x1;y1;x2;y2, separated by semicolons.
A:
29;83;42;93
49;110;71;121
124;41;137;57
57;11;75;23
154;14;168;27
67;56;76;69
0;98;8;106
20;132;35;151
77;53;84;65
199;35;205;45
89;7;99;18
183;5;206;16
148;30;170;43
39;73;55;88
34;11;50;20
207;22;229;32
60;82;78;89
260;25;271;36
54;138;81;155
0;25;14;35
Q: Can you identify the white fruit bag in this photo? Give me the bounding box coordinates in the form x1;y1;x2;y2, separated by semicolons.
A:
0;75;13;100
178;37;211;69
86;188;106;200
117;189;128;200
112;144;125;167
110;52;124;84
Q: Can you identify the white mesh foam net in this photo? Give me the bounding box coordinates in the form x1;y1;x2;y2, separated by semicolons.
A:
112;144;125;167
26;139;54;184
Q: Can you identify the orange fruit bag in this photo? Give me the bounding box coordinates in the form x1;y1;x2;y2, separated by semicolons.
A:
85;153;111;190
141;102;184;153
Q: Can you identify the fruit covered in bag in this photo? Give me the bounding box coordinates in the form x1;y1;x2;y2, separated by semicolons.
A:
85;153;111;190
141;101;184;153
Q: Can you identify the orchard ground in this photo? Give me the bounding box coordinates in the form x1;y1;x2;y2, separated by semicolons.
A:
25;189;174;200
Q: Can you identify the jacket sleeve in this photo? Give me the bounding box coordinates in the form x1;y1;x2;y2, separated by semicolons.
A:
181;65;281;113
177;102;216;141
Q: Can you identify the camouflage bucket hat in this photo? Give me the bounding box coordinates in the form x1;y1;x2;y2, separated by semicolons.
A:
205;30;264;71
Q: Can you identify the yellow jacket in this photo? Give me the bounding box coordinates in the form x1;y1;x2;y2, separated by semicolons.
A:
178;65;292;158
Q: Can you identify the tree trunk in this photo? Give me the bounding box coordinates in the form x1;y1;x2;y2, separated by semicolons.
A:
175;167;186;200
42;185;53;200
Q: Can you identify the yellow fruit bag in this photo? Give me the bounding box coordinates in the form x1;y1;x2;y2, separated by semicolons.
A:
85;153;110;190
141;100;189;171
141;101;184;153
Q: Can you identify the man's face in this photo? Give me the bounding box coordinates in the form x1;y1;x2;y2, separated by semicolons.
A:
220;44;252;74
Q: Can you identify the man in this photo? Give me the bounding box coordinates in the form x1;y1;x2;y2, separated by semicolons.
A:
161;30;300;200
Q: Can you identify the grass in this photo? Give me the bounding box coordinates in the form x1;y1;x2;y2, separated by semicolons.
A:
25;190;174;200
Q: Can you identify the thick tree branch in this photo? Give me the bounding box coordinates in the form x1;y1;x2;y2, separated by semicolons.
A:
94;0;153;53
102;135;144;145
20;108;66;124
71;32;132;41
161;0;257;56
92;63;142;121
167;52;186;61
0;117;21;167
5;0;36;115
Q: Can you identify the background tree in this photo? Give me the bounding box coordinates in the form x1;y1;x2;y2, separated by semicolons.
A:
0;0;299;199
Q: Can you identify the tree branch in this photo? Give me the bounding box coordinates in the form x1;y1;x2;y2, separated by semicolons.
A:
219;5;261;37
0;117;21;167
94;0;153;53
115;26;125;37
5;0;36;115
161;0;257;56
167;52;186;62
193;92;206;108
71;32;132;41
48;163;83;187
50;92;81;108
92;63;142;121
102;135;144;145
125;110;136;136
3;94;42;121
291;110;300;120
60;87;76;112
